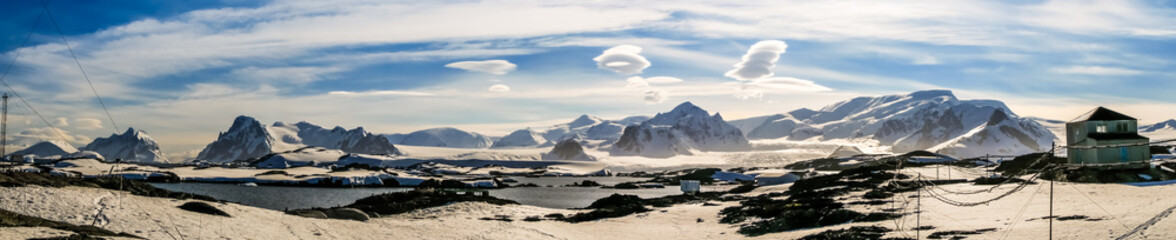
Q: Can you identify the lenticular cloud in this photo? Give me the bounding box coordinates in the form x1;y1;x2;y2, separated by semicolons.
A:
725;40;788;81
445;60;518;75
594;45;651;75
488;84;511;92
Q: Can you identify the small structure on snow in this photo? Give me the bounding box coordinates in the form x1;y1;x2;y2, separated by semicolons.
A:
1066;107;1151;164
680;180;700;193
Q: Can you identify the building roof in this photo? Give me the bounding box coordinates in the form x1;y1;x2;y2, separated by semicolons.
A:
1069;106;1137;122
1086;133;1149;141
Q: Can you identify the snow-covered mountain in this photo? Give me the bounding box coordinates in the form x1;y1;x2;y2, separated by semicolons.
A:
196;116;276;163
731;90;1057;157
1141;119;1176;140
930;110;1056;158
610;102;751;158
389;127;493;148
491;129;547;148
81;128;169;163
10;141;79;159
195;116;400;163
1141;119;1176;133
545;115;651;140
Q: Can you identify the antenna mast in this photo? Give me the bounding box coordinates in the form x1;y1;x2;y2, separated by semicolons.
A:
1;93;8;158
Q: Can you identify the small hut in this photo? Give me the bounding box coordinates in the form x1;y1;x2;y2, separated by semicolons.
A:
1066;107;1150;164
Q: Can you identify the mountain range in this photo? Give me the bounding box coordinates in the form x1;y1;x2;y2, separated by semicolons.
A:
12;89;1172;162
195;116;401;163
729;90;1056;158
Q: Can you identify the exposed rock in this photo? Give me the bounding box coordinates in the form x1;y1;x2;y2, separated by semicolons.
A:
323;208;370;221
178;201;230;217
288;209;328;219
542;139;597;161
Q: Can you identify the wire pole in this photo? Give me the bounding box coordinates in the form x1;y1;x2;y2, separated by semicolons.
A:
1;93;7;158
1050;179;1054;240
917;173;922;240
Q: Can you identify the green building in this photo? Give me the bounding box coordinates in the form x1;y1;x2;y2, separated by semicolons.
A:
1066;107;1151;164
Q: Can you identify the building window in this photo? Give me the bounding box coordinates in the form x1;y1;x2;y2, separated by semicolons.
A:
1097;124;1107;133
1118;124;1128;132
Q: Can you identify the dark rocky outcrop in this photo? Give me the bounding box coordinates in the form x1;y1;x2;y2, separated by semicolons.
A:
178;201;230;217
289;190;516;220
323;208;369;221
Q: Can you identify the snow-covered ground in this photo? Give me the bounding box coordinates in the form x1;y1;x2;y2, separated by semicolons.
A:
7;165;1176;239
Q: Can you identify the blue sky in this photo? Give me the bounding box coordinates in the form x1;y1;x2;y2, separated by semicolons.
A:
2;0;1176;159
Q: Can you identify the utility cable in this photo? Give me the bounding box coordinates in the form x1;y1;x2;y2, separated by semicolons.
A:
39;0;121;133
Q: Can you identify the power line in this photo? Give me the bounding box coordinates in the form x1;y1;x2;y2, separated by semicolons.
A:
39;0;121;133
999;182;1046;240
0;4;72;145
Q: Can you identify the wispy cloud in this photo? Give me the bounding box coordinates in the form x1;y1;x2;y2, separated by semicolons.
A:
2;0;1176;155
327;90;436;97
1051;66;1144;76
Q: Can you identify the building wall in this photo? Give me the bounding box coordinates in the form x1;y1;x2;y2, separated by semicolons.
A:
1065;122;1086;146
1068;139;1150;164
1066;120;1149;164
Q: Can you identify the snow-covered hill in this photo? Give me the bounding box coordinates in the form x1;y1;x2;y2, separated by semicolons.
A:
930;110;1056;158
9;141;79;159
731;90;1057;157
610;102;751;158
541;139;597;161
195;116;400;163
390;128;493;148
81;128;169;163
491;129;547;148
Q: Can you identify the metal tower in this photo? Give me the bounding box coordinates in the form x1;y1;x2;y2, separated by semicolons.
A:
2;93;8;158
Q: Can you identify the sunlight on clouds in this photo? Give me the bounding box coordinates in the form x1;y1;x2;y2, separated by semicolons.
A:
488;84;511;92
749;77;833;92
230;66;342;85
625;77;650;88
593;45;651;75
444;60;518;75
734;85;764;100
327;90;436;97
73;118;104;130
625;76;681;88
53;118;69;127
644;76;683;84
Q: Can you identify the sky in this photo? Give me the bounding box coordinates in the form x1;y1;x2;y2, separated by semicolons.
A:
2;0;1176;160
